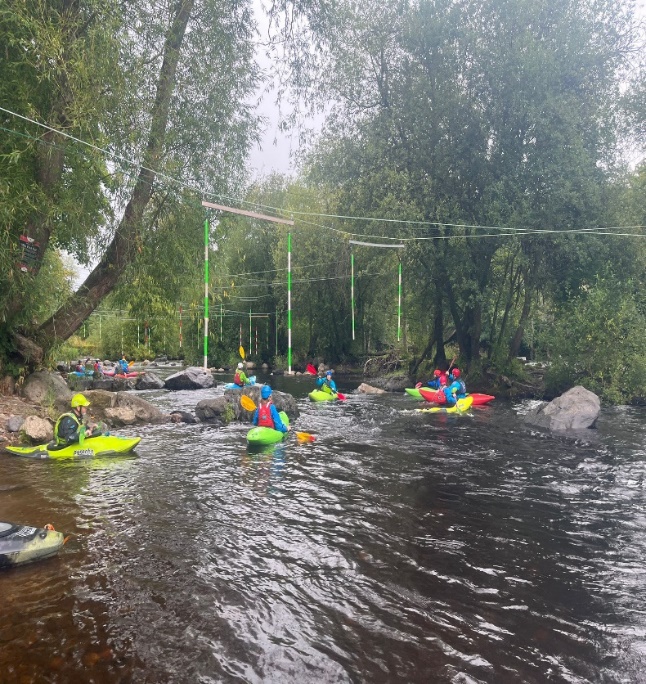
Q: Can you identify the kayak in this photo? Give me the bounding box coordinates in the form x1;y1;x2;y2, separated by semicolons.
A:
308;389;338;402
103;370;138;378
417;396;474;414
0;522;65;569
418;388;495;405
246;411;290;445
405;387;423;398
4;435;141;460
224;375;256;390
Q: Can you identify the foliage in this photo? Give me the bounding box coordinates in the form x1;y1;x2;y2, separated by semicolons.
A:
544;276;646;403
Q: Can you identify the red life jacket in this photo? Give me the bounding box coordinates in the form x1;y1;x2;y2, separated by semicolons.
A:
434;390;446;404
257;403;274;428
234;371;242;386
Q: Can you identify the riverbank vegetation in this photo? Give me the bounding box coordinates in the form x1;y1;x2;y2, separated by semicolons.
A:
1;0;645;403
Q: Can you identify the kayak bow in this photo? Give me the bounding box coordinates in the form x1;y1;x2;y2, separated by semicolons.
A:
0;522;65;568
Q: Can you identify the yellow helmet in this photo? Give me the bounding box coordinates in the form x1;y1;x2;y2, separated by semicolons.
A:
71;393;90;408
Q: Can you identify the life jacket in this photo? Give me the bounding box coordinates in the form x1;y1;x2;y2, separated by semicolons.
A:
434;390;446;404
234;370;243;386
257;403;274;428
54;411;82;445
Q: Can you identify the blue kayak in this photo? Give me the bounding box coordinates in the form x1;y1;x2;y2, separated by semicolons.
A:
224;375;256;390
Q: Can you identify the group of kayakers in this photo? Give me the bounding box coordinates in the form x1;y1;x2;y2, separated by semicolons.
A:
424;367;467;407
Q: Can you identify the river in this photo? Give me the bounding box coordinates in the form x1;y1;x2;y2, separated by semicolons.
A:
2;372;646;683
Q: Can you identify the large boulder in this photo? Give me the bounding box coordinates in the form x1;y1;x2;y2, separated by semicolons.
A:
363;374;411;392
223;387;300;423
195;396;237;425
164;367;214;390
22;370;71;406
135;372;165;390
523;386;600;431
114;392;168;424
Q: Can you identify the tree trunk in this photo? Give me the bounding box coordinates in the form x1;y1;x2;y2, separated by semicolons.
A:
34;0;195;354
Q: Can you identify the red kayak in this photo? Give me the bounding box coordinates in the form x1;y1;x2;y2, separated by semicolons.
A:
418;388;495;405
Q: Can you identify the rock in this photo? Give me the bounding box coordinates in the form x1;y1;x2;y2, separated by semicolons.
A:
21;415;53;443
66;375;93;392
195;396;236;425
135;372;165;390
272;369;284;375
91;378;116;392
262;363;269;370
523;386;600;431
6;415;25;432
111;376;137;391
22;370;72;406
164;367;214;390
104;407;137;426
0;375;16;396
223;387;300;422
357;383;386;395
169;411;198;424
364;374;411;392
114;392;168;424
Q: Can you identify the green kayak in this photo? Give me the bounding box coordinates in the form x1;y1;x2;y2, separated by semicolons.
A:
308;389;338;402
405;388;423;398
0;522;65;568
5;435;141;460
247;411;290;445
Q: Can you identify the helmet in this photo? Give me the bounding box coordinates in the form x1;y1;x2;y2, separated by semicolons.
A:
326;369;333;376
237;362;244;369
261;385;272;400
433;370;442;377
452;369;461;378
71;393;90;408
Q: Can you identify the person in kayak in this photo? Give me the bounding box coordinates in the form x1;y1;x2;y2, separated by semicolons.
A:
448;368;467;398
233;362;250;387
54;394;104;445
316;369;337;394
427;369;449;390
252;385;289;432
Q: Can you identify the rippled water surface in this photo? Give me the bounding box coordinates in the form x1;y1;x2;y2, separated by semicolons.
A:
2;373;646;682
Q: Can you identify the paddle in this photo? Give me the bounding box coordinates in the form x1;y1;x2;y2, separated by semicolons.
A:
239;395;316;441
239;346;245;360
78;425;86;445
306;363;317;375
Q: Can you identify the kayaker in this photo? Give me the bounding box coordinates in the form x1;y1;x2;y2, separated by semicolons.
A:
252;385;289;432
316;369;337;394
448;368;467;398
233;362;250;387
118;357;129;374
54;394;103;446
427;369;449;390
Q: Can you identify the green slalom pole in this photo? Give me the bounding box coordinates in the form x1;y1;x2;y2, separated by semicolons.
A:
287;232;292;373
397;259;402;342
204;218;209;369
351;251;355;341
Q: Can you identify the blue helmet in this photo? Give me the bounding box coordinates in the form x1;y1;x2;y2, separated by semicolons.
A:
326;369;333;376
261;385;272;400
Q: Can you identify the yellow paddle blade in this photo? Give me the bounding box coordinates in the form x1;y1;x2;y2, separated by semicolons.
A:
295;432;315;442
239;346;245;360
240;394;256;412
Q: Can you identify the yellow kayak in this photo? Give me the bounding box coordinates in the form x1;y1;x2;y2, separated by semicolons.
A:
0;522;65;568
416;396;474;414
4;435;141;460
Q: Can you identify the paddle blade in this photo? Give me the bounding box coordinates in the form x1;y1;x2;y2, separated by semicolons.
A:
415;382;422;389
295;432;316;442
336;392;346;401
239;346;245;360
306;363;317;375
240;395;256;412
78;425;86;445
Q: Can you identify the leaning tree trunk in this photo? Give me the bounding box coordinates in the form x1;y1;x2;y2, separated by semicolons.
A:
33;0;195;355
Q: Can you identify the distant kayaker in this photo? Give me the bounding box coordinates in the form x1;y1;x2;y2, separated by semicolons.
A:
54;394;104;445
252;385;289;432
316;369;337;394
427;369;449;389
233;362;251;387
118;357;129;374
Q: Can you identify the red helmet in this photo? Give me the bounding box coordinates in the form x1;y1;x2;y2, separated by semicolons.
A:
433;370;442;377
452;369;461;378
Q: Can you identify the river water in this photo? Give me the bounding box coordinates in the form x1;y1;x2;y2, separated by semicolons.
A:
2;372;646;683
